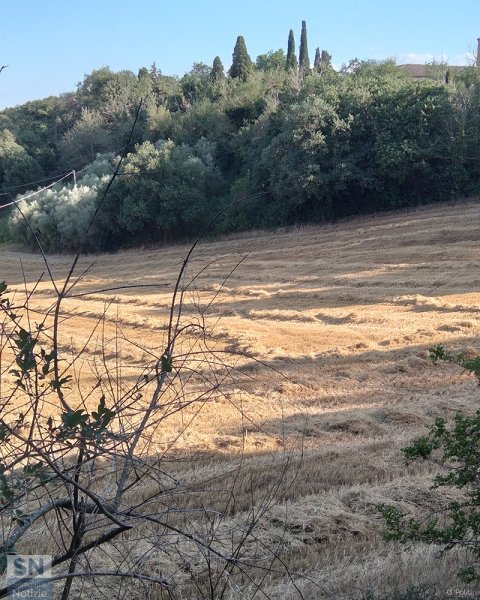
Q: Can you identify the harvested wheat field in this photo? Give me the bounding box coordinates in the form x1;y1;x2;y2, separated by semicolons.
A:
2;200;480;598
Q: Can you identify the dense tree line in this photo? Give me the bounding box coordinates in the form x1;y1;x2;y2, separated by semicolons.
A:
2;23;480;251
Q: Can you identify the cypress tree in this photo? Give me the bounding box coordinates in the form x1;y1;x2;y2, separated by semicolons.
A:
210;56;225;82
229;36;253;81
320;50;332;70
285;29;298;72
313;47;321;72
298;20;310;77
314;49;333;74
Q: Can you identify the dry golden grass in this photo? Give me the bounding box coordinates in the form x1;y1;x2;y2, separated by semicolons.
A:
2;199;480;598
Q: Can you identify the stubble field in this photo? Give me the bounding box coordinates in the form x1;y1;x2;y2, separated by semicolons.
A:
2;200;480;598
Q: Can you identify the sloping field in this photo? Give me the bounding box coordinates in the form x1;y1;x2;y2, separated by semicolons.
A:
2;200;480;597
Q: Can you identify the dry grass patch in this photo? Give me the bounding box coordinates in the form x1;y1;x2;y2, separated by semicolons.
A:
2;200;480;597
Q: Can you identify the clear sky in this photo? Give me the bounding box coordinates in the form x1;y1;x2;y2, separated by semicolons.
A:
1;0;480;109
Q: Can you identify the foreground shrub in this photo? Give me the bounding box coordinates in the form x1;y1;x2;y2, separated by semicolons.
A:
380;345;480;584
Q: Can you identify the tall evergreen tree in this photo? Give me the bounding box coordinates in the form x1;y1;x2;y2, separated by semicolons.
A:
149;62;161;78
210;56;225;82
314;47;321;72
320;50;332;70
313;49;333;74
285;29;298;71
229;36;253;81
298;20;310;77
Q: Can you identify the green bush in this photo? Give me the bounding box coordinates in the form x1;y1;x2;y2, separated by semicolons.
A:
95;138;224;248
380;345;480;584
9;155;112;252
9;137;225;252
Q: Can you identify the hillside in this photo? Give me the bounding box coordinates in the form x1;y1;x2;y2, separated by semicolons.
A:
2;200;480;597
4;59;480;253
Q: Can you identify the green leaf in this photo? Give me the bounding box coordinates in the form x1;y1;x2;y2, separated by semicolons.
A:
61;409;88;429
51;375;72;391
161;351;172;373
91;396;115;430
0;425;8;443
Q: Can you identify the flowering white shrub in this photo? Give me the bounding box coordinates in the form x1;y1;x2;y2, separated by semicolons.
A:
9;155;112;252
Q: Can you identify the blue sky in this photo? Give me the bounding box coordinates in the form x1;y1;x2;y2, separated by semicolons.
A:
1;0;480;109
